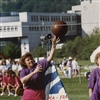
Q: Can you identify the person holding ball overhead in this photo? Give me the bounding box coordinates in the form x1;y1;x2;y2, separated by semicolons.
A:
19;35;60;100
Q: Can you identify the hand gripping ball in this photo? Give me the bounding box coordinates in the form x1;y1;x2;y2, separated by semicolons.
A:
52;21;68;37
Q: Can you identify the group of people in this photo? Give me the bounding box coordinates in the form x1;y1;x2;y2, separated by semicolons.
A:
0;35;60;100
60;56;80;78
0;58;23;97
0;34;100;100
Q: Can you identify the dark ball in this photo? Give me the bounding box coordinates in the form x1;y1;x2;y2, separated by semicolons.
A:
52;21;68;37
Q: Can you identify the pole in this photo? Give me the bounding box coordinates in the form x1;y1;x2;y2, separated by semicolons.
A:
79;65;82;83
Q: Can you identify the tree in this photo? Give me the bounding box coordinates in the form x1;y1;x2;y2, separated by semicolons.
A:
0;0;80;12
3;42;21;59
32;46;47;58
54;29;100;60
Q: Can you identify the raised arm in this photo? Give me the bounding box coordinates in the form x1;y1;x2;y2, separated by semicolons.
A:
47;35;60;62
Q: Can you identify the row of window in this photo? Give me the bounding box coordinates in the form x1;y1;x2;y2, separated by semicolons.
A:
29;25;77;31
31;15;76;22
0;26;18;32
29;26;51;31
0;25;77;32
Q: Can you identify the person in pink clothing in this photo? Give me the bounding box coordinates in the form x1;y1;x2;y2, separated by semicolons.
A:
7;70;16;96
0;70;3;87
7;70;22;96
20;35;60;100
14;75;23;96
0;70;9;96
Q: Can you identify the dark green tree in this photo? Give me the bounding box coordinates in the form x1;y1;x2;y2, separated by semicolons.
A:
3;42;21;59
32;46;47;58
1;0;80;12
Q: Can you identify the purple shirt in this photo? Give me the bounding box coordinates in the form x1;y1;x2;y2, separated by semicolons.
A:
91;78;100;100
20;58;49;90
88;67;100;89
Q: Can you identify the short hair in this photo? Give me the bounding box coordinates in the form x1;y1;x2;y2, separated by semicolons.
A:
4;70;9;75
95;52;100;66
9;70;16;77
19;52;33;68
1;59;6;65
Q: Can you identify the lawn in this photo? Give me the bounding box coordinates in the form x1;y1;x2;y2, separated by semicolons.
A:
0;77;89;100
61;77;89;100
0;95;21;100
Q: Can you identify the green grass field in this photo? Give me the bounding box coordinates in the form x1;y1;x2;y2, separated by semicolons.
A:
62;77;89;100
0;77;89;100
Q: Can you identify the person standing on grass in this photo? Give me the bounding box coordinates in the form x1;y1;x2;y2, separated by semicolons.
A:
88;52;100;99
72;57;79;77
19;35;60;100
66;57;73;78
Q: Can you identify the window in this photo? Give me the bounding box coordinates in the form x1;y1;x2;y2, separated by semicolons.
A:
0;26;2;32
11;26;14;31
7;26;10;31
4;26;6;32
67;16;71;21
51;16;56;21
15;26;18;31
62;16;67;21
72;25;76;30
68;25;71;31
72;16;76;21
31;16;38;21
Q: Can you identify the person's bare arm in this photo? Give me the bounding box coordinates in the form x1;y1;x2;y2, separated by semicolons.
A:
47;35;60;62
20;64;42;84
8;83;15;88
89;88;93;98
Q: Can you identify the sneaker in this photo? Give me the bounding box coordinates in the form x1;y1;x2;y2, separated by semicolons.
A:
0;92;4;96
8;93;11;96
8;92;13;96
14;94;18;97
10;92;13;95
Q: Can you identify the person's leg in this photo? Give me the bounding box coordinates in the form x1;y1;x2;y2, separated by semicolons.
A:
7;84;14;96
0;85;6;96
14;86;19;96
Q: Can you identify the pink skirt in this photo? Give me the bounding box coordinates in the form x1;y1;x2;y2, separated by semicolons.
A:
21;89;45;100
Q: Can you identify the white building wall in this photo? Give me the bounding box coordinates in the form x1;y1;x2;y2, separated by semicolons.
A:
72;5;81;13
19;12;28;22
81;1;100;37
0;22;22;38
70;0;100;37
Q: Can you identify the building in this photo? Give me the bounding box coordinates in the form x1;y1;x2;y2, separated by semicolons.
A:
69;0;100;37
0;12;81;55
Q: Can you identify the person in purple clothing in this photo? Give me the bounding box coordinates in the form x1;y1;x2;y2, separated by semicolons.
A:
88;52;100;99
19;35;60;100
90;78;100;100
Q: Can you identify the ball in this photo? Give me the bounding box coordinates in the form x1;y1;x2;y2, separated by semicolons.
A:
51;21;68;37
